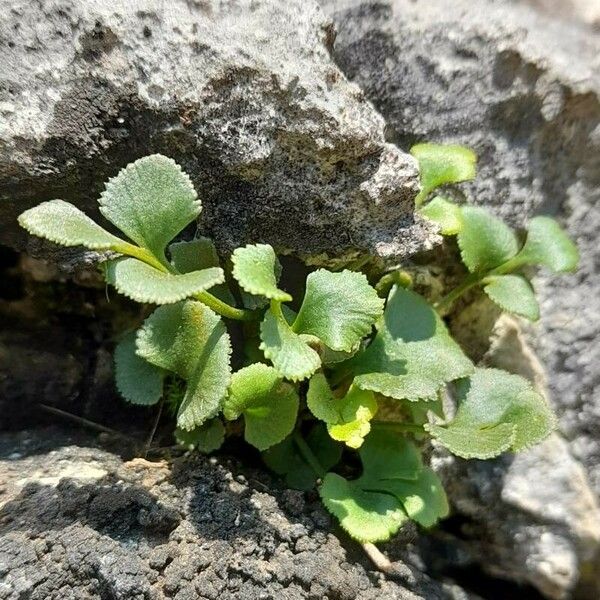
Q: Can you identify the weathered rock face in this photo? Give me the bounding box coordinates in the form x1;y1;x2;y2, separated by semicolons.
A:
0;0;438;261
320;0;600;489
320;1;600;596
0;429;471;600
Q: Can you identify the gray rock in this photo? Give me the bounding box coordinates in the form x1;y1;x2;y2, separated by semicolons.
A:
0;428;463;600
0;0;437;261
321;2;600;594
321;0;600;492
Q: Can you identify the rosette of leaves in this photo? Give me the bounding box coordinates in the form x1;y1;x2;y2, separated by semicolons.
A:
412;143;579;320
231;243;384;381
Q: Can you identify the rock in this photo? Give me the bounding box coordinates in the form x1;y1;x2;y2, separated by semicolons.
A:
0;0;438;262
321;1;600;594
321;0;600;494
0;428;467;600
430;315;600;599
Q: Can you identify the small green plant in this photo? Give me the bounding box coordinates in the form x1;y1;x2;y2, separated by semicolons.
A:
18;147;577;546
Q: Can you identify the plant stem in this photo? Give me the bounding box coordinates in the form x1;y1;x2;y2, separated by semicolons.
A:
293;431;326;479
193;291;258;321
39;404;137;444
143;398;164;458
434;272;481;312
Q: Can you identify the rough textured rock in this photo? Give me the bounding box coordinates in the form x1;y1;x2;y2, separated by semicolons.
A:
0;0;438;261
321;0;600;491
0;428;471;600
320;2;600;594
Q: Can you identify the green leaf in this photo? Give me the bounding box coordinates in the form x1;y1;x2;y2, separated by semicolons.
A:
231;244;292;302
319;429;432;542
307;374;377;448
419;196;462;235
169;238;235;304
114;331;164;405
351;286;473;401
104;257;224;305
411;143;477;205
175;419;225;453
260;302;321;381
513;216;579;273
425;368;556;459
321;474;408;543
223;363;299;451
292;270;384;352
457;206;519;273
377;468;449;528
99;155;201;262
136;301;231;430
262;424;342;491
484;275;540;321
18;200;130;251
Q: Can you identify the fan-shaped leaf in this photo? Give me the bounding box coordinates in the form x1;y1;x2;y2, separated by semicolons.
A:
223;363;299;450
484;274;539;321
419;196;462;235
425;368;556;459
175;419;225;453
458;206;519;273
169;238;235;304
231;244;291;301
105;258;224;305
262;424;343;491
114;331;164;405
411;143;477;205
18;200;130;251
292;270;384;352
320;429;445;542
136;301;231;430
513;216;579;273
260;302;321;381
307;374;377;448
351;286;473;401
99;155;201;262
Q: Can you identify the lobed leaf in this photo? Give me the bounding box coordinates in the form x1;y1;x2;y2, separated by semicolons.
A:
18;200;129;251
175;419;225;453
223;363;299;451
169;238;235;304
99;155;201;262
307;374;377;448
260;302;321;381
292;270;384;352
320;429;447;542
136;301;231;430
513;216;579;273
411;143;477;205
262;424;343;491
321;474;408;543
425;368;556;459
104;257;224;305
457;206;519;273
484;274;540;321
114;331;164;405
231;244;291;302
351;286;473;401
419;196;462;235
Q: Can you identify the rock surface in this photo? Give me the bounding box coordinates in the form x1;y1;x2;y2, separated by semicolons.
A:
0;0;437;261
321;1;600;595
321;0;600;490
0;428;471;600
